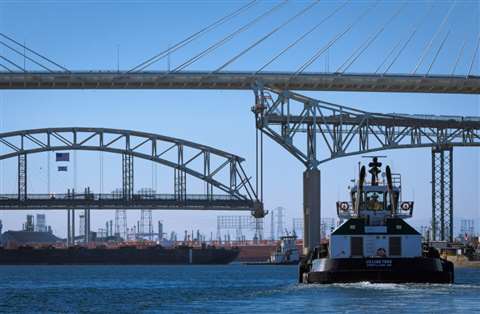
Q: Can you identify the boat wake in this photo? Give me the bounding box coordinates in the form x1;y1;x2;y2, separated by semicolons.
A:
294;281;480;292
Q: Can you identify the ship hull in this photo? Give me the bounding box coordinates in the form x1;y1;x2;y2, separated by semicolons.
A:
302;257;454;284
0;246;239;265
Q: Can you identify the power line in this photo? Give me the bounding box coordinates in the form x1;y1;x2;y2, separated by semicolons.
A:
214;0;319;73
294;1;379;76
172;0;287;73
128;0;258;73
257;0;349;73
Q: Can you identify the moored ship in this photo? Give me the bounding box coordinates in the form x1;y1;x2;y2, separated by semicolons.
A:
0;244;239;265
299;157;454;284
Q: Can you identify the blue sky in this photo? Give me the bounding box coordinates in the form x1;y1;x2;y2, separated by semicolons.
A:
0;0;479;239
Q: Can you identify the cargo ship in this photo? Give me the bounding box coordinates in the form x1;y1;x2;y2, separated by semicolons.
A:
0;244;239;265
299;157;454;284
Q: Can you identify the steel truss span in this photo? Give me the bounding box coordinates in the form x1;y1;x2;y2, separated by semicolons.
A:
0;127;263;215
253;87;480;169
0;72;479;94
0;193;253;211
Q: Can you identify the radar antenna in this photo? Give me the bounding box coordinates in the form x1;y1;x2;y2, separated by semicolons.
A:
362;156;386;186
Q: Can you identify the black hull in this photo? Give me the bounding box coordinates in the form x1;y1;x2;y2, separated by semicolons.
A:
302;257;454;284
0;246;239;265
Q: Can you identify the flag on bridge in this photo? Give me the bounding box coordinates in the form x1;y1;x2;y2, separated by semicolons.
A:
58;166;68;172
56;152;70;162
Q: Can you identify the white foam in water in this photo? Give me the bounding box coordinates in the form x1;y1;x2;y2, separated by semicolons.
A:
334;282;405;290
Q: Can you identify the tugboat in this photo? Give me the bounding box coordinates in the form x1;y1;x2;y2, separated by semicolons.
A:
299;157;454;284
245;234;300;265
270;234;300;265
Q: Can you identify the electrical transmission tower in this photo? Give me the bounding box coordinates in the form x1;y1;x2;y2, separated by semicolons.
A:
275;207;286;239
140;209;153;240
254;218;264;241
138;188;154;240
216;216;258;242
292;218;303;238
460;219;475;238
270;209;275;240
115;210;127;240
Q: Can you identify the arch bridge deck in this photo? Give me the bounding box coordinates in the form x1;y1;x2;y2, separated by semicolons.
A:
0;193;254;211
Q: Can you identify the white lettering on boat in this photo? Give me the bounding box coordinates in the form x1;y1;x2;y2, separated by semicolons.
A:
365;259;392;267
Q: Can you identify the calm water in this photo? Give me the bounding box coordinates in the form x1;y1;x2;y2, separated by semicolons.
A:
0;265;479;313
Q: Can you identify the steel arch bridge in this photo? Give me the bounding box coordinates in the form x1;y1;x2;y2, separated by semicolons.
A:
0;127;263;217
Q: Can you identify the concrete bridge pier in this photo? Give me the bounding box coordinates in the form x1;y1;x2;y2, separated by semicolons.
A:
303;169;321;255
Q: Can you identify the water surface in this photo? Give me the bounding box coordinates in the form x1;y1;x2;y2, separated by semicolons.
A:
0;265;479;313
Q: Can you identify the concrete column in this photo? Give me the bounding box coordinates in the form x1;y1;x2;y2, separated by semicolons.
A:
303;169;321;255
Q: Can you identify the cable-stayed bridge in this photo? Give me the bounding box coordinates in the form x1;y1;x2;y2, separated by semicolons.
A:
0;1;479;93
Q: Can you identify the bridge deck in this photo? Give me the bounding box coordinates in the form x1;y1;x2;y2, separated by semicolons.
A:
1;71;479;94
0;193;254;211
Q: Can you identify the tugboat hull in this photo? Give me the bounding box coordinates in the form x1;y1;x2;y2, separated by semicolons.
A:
302;257;454;284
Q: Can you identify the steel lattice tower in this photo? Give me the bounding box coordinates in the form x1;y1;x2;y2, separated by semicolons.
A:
275;207;285;239
115;209;127;240
140;209;153;240
431;146;453;242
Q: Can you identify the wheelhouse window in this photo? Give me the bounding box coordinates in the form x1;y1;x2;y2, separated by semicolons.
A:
365;191;384;211
386;191;399;211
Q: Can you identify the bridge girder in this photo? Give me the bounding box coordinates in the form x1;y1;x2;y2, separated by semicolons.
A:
0;72;479;94
253;87;480;168
253;87;480;252
0;127;263;215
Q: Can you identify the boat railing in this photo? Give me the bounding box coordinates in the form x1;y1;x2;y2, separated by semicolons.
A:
336;201;414;219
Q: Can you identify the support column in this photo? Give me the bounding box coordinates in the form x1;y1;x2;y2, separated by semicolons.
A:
122;153;134;201
18;154;27;201
431;146;453;242
174;145;186;202
303;168;321;255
